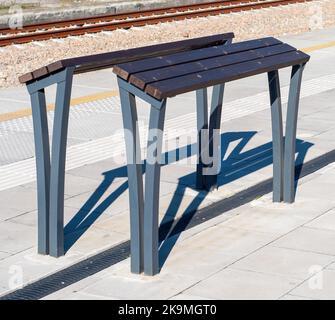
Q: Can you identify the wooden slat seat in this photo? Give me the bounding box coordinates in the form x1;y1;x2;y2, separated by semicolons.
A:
114;37;281;80
113;37;310;100
18;32;234;84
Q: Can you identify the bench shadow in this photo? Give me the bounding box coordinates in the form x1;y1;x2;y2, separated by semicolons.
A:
64;131;313;255
158;134;313;269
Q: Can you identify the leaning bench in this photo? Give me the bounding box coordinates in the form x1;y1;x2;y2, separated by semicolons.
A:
18;33;235;258
113;36;310;275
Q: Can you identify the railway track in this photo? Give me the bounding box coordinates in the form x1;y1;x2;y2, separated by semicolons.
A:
0;0;312;47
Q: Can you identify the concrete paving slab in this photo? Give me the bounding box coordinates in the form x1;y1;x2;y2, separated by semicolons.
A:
183;268;299;300
231;246;335;281
305;208;335;232
67;158;128;181
64;180;175;218
44;290;119;300
272;226;335;256
312;129;335;145
64;180;130;217
94;195;208;237
160;162;197;187
23;173;103;198
0;186;36;213
290;269;335;300
249;193;335;221
0;221;35;254
294;179;335;202
298;116;335;134
0;207;22;222
8;206;91;232
79;271;196;300
279;294;313;300
159;192;214;220
159;236;238;280
64;226;128;256
217;206;309;236
186;224;278;256
326;261;335;270
169;294;210;300
0;252;10;261
217;194;335;235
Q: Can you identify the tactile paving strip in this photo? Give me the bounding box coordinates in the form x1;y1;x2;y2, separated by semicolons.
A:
0;74;335;191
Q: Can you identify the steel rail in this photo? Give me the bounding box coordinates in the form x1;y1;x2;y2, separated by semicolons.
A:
0;0;312;47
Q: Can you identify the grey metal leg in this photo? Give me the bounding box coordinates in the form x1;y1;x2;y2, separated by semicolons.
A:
283;64;306;203
30;89;51;255
196;88;209;189
204;84;225;190
268;70;284;202
49;67;74;257
143;102;167;276
119;88;145;274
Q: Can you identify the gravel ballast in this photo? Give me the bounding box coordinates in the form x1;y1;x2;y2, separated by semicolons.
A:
0;0;334;88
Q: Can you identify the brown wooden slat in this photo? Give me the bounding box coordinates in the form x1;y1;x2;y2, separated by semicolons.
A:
70;32;234;74
32;66;49;80
129;43;295;90
114;37;281;81
18;72;34;84
19;33;234;84
47;61;65;73
145;50;310;99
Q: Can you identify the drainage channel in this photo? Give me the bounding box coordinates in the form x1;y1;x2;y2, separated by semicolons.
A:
1;148;335;300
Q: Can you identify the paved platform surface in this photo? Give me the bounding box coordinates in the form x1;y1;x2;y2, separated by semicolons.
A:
0;27;335;299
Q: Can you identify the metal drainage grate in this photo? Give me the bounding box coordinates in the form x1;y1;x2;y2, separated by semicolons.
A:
1;149;335;300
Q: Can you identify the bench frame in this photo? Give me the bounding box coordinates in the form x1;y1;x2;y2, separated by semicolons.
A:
117;61;306;275
22;33;234;257
22;33;307;276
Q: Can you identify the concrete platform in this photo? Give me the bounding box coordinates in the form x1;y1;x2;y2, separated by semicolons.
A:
0;27;335;300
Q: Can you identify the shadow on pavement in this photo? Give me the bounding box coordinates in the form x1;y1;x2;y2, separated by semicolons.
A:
64;131;313;261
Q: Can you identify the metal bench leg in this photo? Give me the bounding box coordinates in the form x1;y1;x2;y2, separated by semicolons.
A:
30;89;51;255
119;88;145;274
143;101;167;276
49;67;74;257
196;88;209;189
204;84;225;190
268;70;284;202
283;64;306;203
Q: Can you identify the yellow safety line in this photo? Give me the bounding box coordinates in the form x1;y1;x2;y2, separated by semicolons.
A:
301;40;335;53
0;89;118;122
0;39;335;123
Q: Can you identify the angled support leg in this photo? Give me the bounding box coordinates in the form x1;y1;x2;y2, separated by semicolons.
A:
27;67;74;257
143;101;167;276
30;89;51;255
283;64;306;203
268;70;284;203
117;77;166;275
195;38;232;191
204;84;225;190
196;88;209;189
119;88;145;274
49;67;75;257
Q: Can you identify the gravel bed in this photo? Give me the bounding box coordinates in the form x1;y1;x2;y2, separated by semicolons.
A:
0;0;334;88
